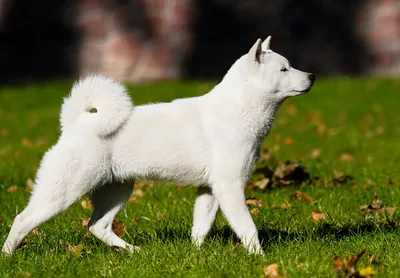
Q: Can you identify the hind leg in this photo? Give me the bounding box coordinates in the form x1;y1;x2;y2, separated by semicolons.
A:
88;181;138;251
2;184;89;255
191;186;219;246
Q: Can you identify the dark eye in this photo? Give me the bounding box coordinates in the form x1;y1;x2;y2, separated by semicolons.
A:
281;67;288;72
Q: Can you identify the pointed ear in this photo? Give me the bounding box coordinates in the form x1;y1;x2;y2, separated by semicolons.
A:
262;36;271;51
248;38;262;68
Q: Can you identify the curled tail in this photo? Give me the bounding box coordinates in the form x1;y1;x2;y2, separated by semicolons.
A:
60;75;133;137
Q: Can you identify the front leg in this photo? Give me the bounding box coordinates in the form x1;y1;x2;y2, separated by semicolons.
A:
212;181;263;255
191;186;219;246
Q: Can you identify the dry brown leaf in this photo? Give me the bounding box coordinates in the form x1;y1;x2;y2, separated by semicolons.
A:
312;210;326;222
359;266;377;277
376;126;384;135
81;218;90;227
360;193;396;217
317;124;326;135
340;153;354;162
327;128;339;136
133;188;145;197
287;104;297;116
112;220;126;237
35;137;48;147
231;242;244;249
7;185;18;192
250;208;260;215
21;138;33;147
295;191;315;203
67;243;85;257
254;178;271;190
332;249;368;277
254;166;274;179
263;263;279;277
274;161;310;185
31;228;41;236
258;151;272;162
81;199;93;210
246;199;263;207
284;137;294;145
310;149;321;159
280;203;293;209
263;263;287;278
26;178;34;191
0;128;8;136
128;194;136;203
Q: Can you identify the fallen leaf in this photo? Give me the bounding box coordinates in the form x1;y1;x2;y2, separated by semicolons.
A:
359;266;377;277
327;128;340;136
81;199;93;209
340;153;354;162
296;262;305;270
31;228;41;236
286;104;297;115
317;124;326;135
312;210;326;222
7;185;18;192
246;199;263;207
20;272;31;277
254;166;274;179
112;220;126;237
231;242;244;249
258;151;272;162
360;193;396;217
333;172;354;185
254;178;271;190
133;188;145;197
284;137;294;145
280;203;292;209
67;243;85;257
332;249;367;277
376;126;384;135
310;149;321;159
81;218;90;227
274;161;310;185
263;263;279;277
35;137;48;147
0;128;8;136
250;208;260;215
295;191;315;203
128;194;136;203
263;263;287;278
26;178;34;190
21;138;33;147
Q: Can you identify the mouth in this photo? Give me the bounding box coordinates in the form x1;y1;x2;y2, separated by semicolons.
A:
290;88;311;94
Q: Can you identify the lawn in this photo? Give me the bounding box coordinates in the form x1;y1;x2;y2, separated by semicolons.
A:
1;77;400;277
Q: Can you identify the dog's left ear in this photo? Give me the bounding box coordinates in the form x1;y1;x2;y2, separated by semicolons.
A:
248;38;263;70
262;36;271;51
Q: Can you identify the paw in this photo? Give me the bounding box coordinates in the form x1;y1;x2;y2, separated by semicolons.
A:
191;235;205;247
247;244;264;255
1;244;14;257
126;243;140;253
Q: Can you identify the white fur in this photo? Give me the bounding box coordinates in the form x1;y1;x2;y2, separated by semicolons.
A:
2;37;315;256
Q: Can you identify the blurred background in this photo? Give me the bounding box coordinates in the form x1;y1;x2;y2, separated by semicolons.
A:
0;0;399;84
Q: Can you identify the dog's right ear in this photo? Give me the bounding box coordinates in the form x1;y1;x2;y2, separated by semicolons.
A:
248;38;263;70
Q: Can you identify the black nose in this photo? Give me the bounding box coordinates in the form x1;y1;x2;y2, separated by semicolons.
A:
309;73;315;82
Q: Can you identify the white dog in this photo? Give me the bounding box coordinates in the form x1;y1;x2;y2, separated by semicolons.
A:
2;37;315;255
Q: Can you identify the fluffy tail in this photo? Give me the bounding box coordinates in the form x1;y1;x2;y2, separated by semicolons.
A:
60;75;133;137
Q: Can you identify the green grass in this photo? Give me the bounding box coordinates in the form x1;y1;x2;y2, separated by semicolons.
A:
1;77;400;277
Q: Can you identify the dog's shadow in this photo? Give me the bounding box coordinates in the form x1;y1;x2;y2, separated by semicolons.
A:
138;221;394;248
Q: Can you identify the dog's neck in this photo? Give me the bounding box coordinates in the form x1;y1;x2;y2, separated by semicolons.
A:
211;56;284;143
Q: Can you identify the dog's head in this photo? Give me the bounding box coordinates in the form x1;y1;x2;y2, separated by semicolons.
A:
246;37;315;99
